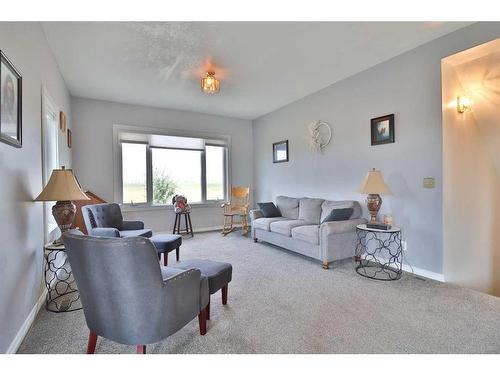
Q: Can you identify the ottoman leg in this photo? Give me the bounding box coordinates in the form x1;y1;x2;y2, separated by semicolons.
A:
176;247;179;262
222;284;228;305
87;331;98;354
163;252;168;266
198;307;207;335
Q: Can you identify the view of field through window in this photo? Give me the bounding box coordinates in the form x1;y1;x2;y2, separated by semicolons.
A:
122;141;226;204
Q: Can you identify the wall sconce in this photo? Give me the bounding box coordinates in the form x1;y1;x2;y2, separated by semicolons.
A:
457;96;471;113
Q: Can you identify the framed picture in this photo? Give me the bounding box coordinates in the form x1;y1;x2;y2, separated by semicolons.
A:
67;128;72;148
273;140;289;163
0;51;22;148
60;111;67;133
371;114;394;146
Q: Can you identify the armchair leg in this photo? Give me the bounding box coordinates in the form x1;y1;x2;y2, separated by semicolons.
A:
198;307;208;335
322;261;330;270
136;345;146;354
87;331;98;354
222;284;228;305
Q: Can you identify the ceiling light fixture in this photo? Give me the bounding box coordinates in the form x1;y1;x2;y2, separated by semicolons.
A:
457;96;471;113
201;71;220;94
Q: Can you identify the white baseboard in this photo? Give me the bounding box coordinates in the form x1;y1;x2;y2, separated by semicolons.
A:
6;289;47;354
195;226;223;233
374;256;444;282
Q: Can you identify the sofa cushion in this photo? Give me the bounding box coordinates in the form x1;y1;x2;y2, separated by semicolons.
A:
321;207;354;224
276;196;300;219
291;225;319;245
257;202;282;218
270;220;310;237
253;217;289;231
298;198;324;224
320;200;362;223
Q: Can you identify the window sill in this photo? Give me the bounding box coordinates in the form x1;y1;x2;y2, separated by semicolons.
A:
120;202;224;213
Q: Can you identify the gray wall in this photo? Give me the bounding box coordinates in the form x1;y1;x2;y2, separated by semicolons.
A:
253;22;500;275
71;97;253;232
0;22;72;352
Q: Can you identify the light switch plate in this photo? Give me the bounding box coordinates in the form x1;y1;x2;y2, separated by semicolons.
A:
423;177;435;189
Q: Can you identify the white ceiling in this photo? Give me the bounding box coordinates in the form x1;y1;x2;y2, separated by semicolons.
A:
42;22;471;120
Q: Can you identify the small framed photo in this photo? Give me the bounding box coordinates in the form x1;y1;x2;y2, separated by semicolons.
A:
60;111;67;133
67;128;72;148
0;50;22;148
371;114;394;146
273;140;289;163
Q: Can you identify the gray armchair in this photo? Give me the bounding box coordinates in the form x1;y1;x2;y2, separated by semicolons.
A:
62;230;209;354
82;203;152;238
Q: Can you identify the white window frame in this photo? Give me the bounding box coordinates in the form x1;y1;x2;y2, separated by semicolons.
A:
113;124;231;210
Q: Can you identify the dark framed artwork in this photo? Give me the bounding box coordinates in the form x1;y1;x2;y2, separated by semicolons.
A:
0;51;22;148
273;140;289;163
371;114;394;146
67;128;72;148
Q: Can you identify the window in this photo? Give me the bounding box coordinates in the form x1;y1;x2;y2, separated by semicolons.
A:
119;132;228;206
152;148;202;204
122;143;147;204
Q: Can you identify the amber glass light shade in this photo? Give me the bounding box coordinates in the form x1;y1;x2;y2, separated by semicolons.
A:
201;71;220;94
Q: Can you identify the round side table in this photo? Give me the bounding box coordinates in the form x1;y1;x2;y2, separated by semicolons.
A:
44;243;82;312
354;224;403;281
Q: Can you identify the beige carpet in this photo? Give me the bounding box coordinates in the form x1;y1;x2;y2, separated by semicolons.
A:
19;231;500;353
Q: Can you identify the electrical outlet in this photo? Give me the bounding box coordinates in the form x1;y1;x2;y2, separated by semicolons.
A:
402;241;407;252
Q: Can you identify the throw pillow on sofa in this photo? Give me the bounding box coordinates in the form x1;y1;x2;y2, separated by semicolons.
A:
321;207;354;224
257;202;282;218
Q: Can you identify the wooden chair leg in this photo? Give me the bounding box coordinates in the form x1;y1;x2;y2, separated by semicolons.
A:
163;252;168;266
187;213;194;237
177;214;182;234
136;345;146;354
198;307;207;335
173;214;178;234
222;284;228;305
176;247;179;262
87;331;98;354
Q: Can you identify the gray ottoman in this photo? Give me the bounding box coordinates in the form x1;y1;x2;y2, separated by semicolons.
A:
174;259;232;320
150;234;182;266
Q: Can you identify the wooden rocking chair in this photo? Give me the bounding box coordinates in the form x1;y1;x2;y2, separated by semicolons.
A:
221;186;250;236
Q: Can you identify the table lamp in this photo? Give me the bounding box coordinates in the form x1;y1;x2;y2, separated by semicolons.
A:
35;166;89;245
358;168;391;223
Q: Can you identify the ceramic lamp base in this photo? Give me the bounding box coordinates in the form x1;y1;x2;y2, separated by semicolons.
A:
366;194;382;222
52;200;76;245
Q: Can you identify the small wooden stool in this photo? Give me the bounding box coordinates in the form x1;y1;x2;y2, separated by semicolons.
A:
173;212;194;237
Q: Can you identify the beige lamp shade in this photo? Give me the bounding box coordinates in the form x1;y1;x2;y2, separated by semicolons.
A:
35;167;90;201
358;168;391;195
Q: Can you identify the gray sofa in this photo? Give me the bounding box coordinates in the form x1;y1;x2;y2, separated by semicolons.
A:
250;196;367;269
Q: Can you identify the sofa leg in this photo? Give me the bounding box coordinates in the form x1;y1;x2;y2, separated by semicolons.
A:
87;331;98;354
322;261;330;270
136;345;146;354
198;307;207;335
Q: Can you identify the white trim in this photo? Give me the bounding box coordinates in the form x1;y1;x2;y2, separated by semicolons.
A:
6;289;47;354
374;256;445;282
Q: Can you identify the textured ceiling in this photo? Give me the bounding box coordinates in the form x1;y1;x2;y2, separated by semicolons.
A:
42;22;471;120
